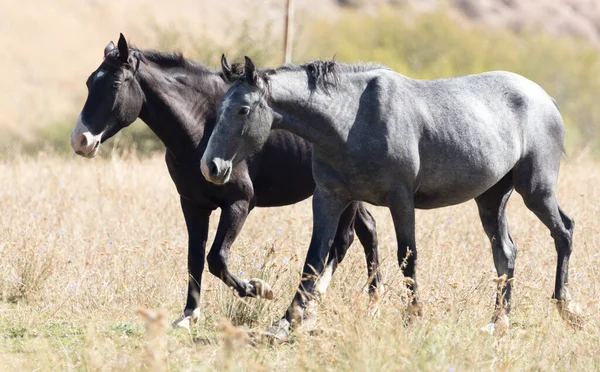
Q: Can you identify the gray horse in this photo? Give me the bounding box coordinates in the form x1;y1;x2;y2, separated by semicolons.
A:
201;56;583;339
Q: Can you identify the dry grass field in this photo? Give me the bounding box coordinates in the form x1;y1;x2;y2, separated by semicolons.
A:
2;0;600;370
0;154;598;370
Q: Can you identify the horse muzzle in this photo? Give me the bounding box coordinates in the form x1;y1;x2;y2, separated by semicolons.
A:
201;156;232;185
71;115;102;158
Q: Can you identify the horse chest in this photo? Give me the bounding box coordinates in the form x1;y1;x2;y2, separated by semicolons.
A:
165;155;253;209
312;151;390;205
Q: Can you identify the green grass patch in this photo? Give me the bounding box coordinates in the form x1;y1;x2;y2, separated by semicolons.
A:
108;322;142;337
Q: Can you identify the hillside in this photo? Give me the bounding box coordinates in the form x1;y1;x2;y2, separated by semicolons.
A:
406;0;600;43
1;0;599;144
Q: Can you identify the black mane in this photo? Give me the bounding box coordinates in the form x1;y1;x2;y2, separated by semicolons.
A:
137;49;216;75
104;47;217;76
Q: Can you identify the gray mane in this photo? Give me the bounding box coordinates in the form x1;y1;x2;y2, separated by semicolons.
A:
280;60;390;92
231;59;390;94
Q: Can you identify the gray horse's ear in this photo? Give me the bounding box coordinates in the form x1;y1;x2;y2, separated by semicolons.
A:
117;33;129;64
244;56;255;72
221;54;233;82
244;56;258;85
104;41;116;57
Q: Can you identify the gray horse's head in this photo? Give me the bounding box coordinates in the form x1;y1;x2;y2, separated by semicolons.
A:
201;56;274;184
71;33;144;158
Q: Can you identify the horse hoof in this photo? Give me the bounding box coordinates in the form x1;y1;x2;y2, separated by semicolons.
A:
367;302;381;318
172;308;200;330
249;278;274;300
494;314;510;335
556;300;585;329
263;319;291;344
480;322;496;335
479;314;509;336
407;302;424;324
172;315;192;330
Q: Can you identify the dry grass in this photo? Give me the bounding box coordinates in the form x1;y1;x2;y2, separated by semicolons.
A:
0;154;599;370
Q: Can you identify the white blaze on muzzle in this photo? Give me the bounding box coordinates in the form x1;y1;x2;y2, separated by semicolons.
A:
70;115;103;158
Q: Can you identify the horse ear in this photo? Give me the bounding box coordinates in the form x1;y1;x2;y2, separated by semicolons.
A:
104;41;116;57
117;33;129;64
221;54;233;82
244;56;257;85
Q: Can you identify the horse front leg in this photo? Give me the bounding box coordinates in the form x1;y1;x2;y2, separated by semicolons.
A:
266;187;350;341
172;197;211;328
315;202;359;298
206;200;274;300
316;203;381;300
389;188;422;322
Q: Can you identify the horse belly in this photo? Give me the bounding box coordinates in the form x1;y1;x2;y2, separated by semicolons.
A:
413;100;524;209
414;153;517;209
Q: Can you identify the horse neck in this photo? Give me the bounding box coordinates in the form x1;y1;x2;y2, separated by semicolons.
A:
136;63;225;160
270;72;347;151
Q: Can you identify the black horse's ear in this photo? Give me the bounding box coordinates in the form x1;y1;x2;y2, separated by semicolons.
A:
244;56;258;85
221;54;233;82
117;33;129;64
104;41;116;57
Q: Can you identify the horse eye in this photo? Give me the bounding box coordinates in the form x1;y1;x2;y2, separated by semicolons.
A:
238;107;250;116
112;82;120;89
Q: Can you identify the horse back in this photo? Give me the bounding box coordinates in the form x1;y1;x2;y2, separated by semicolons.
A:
414;71;563;203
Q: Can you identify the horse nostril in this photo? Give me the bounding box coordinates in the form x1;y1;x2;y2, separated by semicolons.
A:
209;160;219;179
79;135;89;148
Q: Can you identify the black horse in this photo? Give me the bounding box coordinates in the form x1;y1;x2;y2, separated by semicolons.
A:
70;34;382;326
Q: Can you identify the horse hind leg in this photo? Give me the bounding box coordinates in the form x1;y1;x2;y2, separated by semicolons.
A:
475;172;516;334
354;204;382;299
514;156;583;328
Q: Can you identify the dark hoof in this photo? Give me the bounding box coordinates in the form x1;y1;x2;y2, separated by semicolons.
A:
263;319;291;344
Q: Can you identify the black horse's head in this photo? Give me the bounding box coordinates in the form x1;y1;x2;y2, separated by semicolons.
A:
71;33;143;158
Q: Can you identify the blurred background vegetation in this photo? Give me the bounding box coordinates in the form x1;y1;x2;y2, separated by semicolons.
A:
7;3;600;158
